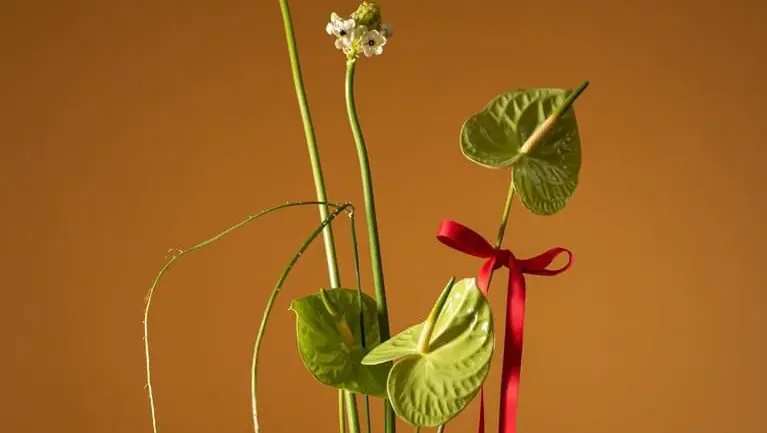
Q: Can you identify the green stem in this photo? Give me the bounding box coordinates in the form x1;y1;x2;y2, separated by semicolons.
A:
349;213;373;433
362;389;372;433
276;0;341;286
486;172;516;290
251;204;352;433
494;173;516;247
344;58;396;433
342;401;352;433
345;393;361;433
436;425;445;433
142;200;345;433
276;0;360;428
319;288;341;317
339;392;347;433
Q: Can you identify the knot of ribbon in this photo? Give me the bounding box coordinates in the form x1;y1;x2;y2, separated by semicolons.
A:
436;220;574;433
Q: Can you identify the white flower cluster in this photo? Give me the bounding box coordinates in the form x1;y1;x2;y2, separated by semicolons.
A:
325;12;392;58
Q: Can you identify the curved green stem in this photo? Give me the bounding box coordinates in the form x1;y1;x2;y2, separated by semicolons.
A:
276;0;341;287
486;172;516;290
494;174;516;246
142;200;345;433
349;212;372;433
251;203;353;433
319;288;341;316
276;0;360;429
344;58;396;433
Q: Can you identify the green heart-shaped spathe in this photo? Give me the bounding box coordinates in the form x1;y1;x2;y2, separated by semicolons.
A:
290;288;390;398
361;278;494;427
460;87;583;215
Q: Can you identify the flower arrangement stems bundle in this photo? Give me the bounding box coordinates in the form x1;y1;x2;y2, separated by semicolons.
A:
141;2;590;433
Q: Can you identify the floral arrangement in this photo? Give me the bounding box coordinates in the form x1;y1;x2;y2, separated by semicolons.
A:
142;2;589;433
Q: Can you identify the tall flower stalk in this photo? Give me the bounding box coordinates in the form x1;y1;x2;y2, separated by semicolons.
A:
275;0;361;431
344;58;395;433
326;3;396;432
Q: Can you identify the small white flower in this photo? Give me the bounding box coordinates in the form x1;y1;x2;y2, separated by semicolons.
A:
326;12;356;37
360;29;386;57
326;13;358;52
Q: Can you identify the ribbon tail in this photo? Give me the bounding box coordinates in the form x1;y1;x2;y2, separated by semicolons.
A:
477;258;497;294
498;268;527;433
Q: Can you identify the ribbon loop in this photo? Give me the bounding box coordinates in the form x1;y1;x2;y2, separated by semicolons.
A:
518;247;573;276
436;220;497;259
436;219;573;433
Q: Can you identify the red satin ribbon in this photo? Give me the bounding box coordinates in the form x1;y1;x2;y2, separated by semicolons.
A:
436;220;573;433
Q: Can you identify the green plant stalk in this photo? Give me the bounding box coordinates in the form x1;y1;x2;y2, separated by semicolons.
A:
349;213;373;433
319;288;341;317
436;425;445;433
495;173;516;246
276;0;360;429
345;394;361;433
344;58;396;433
142;200;345;433
485;172;515;290
276;0;341;285
251;203;352;433
339;392;347;433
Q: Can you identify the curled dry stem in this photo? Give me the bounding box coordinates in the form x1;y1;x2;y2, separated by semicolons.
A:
142;200;350;433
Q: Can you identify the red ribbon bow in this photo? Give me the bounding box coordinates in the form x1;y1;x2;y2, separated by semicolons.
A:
436;220;573;433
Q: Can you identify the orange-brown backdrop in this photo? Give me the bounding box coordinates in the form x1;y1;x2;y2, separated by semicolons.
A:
2;1;765;432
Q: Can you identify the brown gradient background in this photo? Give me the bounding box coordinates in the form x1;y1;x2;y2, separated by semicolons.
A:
2;0;766;432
